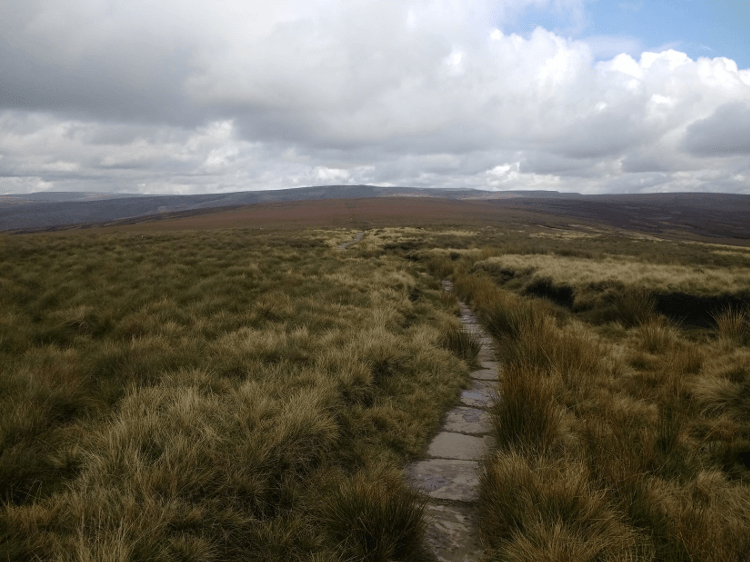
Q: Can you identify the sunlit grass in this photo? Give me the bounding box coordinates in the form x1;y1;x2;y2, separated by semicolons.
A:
2;220;750;560
475;253;750;294
454;264;750;561
0;227;469;560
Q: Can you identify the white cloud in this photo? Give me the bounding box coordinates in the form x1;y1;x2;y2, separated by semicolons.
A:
0;0;749;195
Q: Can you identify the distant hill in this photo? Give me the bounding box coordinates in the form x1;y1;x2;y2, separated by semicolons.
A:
0;186;576;231
0;186;748;241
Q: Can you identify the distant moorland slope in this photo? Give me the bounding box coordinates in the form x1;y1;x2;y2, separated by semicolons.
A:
1;186;749;242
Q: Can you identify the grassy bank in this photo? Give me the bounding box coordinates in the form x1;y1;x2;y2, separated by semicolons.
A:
4;219;749;560
0;228;473;561
431;250;750;560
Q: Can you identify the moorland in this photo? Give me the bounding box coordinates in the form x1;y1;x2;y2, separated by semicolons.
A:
1;194;749;561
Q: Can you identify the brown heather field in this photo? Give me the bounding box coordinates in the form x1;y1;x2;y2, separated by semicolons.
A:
2;198;750;561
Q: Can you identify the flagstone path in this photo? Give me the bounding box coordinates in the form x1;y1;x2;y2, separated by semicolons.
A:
406;280;499;561
337;231;364;249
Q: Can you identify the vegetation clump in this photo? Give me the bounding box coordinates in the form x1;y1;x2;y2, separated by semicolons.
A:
3;218;750;560
0;228;468;561
437;237;750;562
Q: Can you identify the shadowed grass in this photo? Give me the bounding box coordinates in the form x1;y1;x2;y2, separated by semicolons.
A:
454;260;750;561
712;305;749;343
318;466;430;562
440;325;482;368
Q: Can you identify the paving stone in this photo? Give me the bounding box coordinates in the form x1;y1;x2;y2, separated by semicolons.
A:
407;459;480;502
460;381;498;408
478;360;501;371
410;297;498;560
424;504;485;562
470;368;499;381
443;407;493;434
428;432;496;460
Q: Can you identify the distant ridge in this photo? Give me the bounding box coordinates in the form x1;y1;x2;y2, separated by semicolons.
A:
0;186;579;231
1;186;748;240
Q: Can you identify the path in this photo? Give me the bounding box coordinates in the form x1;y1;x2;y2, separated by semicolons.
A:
337;231;364;249
406;280;499;561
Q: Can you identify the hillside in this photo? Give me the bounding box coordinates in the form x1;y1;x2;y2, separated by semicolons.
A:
2;187;749;243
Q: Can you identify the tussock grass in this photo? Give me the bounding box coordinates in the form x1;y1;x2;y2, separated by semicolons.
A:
479;452;645;561
614;287;657;327
490;363;566;456
637;319;678;354
318;466;430;562
440;324;482;367
415;224;750;559
455;257;750;560
0;227;472;560
475;253;750;295
712;305;749;343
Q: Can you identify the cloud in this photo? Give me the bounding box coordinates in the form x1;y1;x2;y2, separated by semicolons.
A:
682;102;750;156
583;35;642;61
0;0;749;195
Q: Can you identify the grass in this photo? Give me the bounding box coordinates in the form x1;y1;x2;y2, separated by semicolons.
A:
0;227;471;561
3;217;750;560
401;224;750;560
440;325;482;369
712;305;749;343
450;254;750;560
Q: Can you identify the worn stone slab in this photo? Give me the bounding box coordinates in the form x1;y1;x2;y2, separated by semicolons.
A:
470;368;499;381
443;407;493;435
460;381;498;408
337;232;364;249
428;432;496;460
478;360;500;371
424;504;485;562
407;459;479;502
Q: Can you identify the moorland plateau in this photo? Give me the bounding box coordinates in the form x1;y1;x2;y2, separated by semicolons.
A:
1;191;749;561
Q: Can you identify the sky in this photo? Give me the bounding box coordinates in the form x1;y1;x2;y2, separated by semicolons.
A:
0;0;749;196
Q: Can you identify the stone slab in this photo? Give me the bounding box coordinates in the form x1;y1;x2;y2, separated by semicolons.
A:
442;407;493;435
428;431;495;460
470;368;499;381
407;459;480;502
460;381;498;408
337;232;364;249
424;504;485;562
478;360;500;371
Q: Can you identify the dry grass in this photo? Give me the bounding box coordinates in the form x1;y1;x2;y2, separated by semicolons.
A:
0;227;472;561
474;253;750;295
453;249;750;560
4;220;750;560
712;306;749;343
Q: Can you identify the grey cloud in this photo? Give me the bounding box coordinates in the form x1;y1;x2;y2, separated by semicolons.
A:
682;102;750;157
0;1;198;125
0;1;749;196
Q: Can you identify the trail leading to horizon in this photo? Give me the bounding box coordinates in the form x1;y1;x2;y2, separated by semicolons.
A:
407;280;499;561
